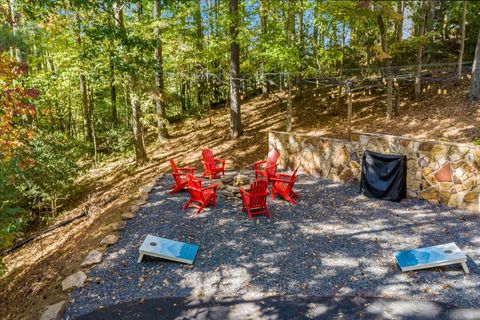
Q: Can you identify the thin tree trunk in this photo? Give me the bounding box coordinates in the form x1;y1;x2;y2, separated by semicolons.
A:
286;75;292;132
260;0;268;98
109;55;118;125
154;0;169;141
7;0;23;64
415;0;427;99
194;0;205;110
469;28;480;101
229;0;242;138
115;2;148;164
396;0;404;42
75;13;93;142
377;10;393;120
129;78;148;165
457;0;467;79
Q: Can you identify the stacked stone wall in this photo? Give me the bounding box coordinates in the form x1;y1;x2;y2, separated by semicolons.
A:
269;131;480;213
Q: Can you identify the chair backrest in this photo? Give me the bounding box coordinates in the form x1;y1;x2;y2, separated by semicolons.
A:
202;149;215;165
248;180;268;207
186;175;204;201
170;159;178;173
287;167;299;188
266;149;280;167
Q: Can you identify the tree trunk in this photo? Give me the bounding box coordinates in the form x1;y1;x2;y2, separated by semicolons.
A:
154;0;169;141
260;0;268;98
194;0;205;110
286;75;292;132
7;0;23;64
75;13;93;142
396;0;404;42
377;11;393;120
457;0;467;79
229;0;242;138
109;55;118;125
469;28;480;101
129;78;148;165
415;0;427;99
114;2;148;165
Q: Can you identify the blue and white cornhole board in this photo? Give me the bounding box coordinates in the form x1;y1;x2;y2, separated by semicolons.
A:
394;242;469;274
138;235;198;264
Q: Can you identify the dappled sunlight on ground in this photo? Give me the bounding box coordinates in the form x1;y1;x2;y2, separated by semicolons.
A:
65;175;480;318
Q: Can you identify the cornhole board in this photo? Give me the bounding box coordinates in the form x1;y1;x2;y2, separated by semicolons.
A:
394;242;469;274
137;235;198;264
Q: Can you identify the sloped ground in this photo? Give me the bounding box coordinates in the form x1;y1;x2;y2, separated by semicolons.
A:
65;175;479;319
1;80;479;319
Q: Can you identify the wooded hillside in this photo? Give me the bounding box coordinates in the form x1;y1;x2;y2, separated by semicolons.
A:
1;0;480;274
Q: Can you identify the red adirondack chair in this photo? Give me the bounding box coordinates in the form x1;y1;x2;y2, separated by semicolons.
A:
271;167;300;204
240;180;270;220
254;149;279;181
201;149;226;180
184;175;218;214
169;159;195;194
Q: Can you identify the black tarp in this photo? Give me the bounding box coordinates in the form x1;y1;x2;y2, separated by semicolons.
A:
359;150;407;202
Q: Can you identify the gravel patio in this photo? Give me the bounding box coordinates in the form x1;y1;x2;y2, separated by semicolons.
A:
65;174;480;318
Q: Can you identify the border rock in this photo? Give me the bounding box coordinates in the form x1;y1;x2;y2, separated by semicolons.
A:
62;271;87;291
40;300;66;320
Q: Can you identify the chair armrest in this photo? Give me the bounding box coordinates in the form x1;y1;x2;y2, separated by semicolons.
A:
178;167;195;172
270;177;290;183
240;187;249;196
214;158;225;165
276;173;292;179
204;184;218;191
253;160;267;170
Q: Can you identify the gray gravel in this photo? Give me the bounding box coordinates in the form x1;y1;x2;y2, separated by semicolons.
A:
65;175;480;318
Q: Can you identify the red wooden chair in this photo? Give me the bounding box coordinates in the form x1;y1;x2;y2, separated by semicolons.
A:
169;159;195;194
201;149;226;180
271;167;300;204
240;180;270;220
184;175;218;214
254;149;279;181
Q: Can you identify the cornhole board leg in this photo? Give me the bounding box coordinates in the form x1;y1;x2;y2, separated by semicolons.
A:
394;242;469;274
137;253;144;263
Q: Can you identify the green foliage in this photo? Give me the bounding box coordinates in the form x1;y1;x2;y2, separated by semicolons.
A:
17;132;84;214
0;158;27;250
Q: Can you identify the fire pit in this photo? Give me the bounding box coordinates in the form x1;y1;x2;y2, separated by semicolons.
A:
216;171;256;198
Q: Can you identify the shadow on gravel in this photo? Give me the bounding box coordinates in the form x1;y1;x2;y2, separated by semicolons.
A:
77;295;480;320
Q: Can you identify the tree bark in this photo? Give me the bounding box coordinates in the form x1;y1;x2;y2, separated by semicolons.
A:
229;0;242;138
260;0;268;98
396;0;404;42
109;55;118;125
457;0;467;79
129;77;148;165
469;28;480;101
286;77;292;132
194;0;205;110
76;13;93;142
377;10;393;120
415;0;427;99
114;2;148;164
154;0;169;141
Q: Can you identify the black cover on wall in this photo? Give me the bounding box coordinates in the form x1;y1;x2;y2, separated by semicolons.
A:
360;150;407;202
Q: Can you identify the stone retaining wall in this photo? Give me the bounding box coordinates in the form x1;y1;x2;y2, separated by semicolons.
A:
269;131;480;213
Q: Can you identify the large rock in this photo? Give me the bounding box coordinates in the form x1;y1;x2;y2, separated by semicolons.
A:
139;182;155;194
100;234;118;246
62;271;87;291
419;186;439;202
121;211;135;220
81;250;103;268
110;221;126;231
434;163;452;183
448;191;468;208
233;175;249;186
40;301;66;320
